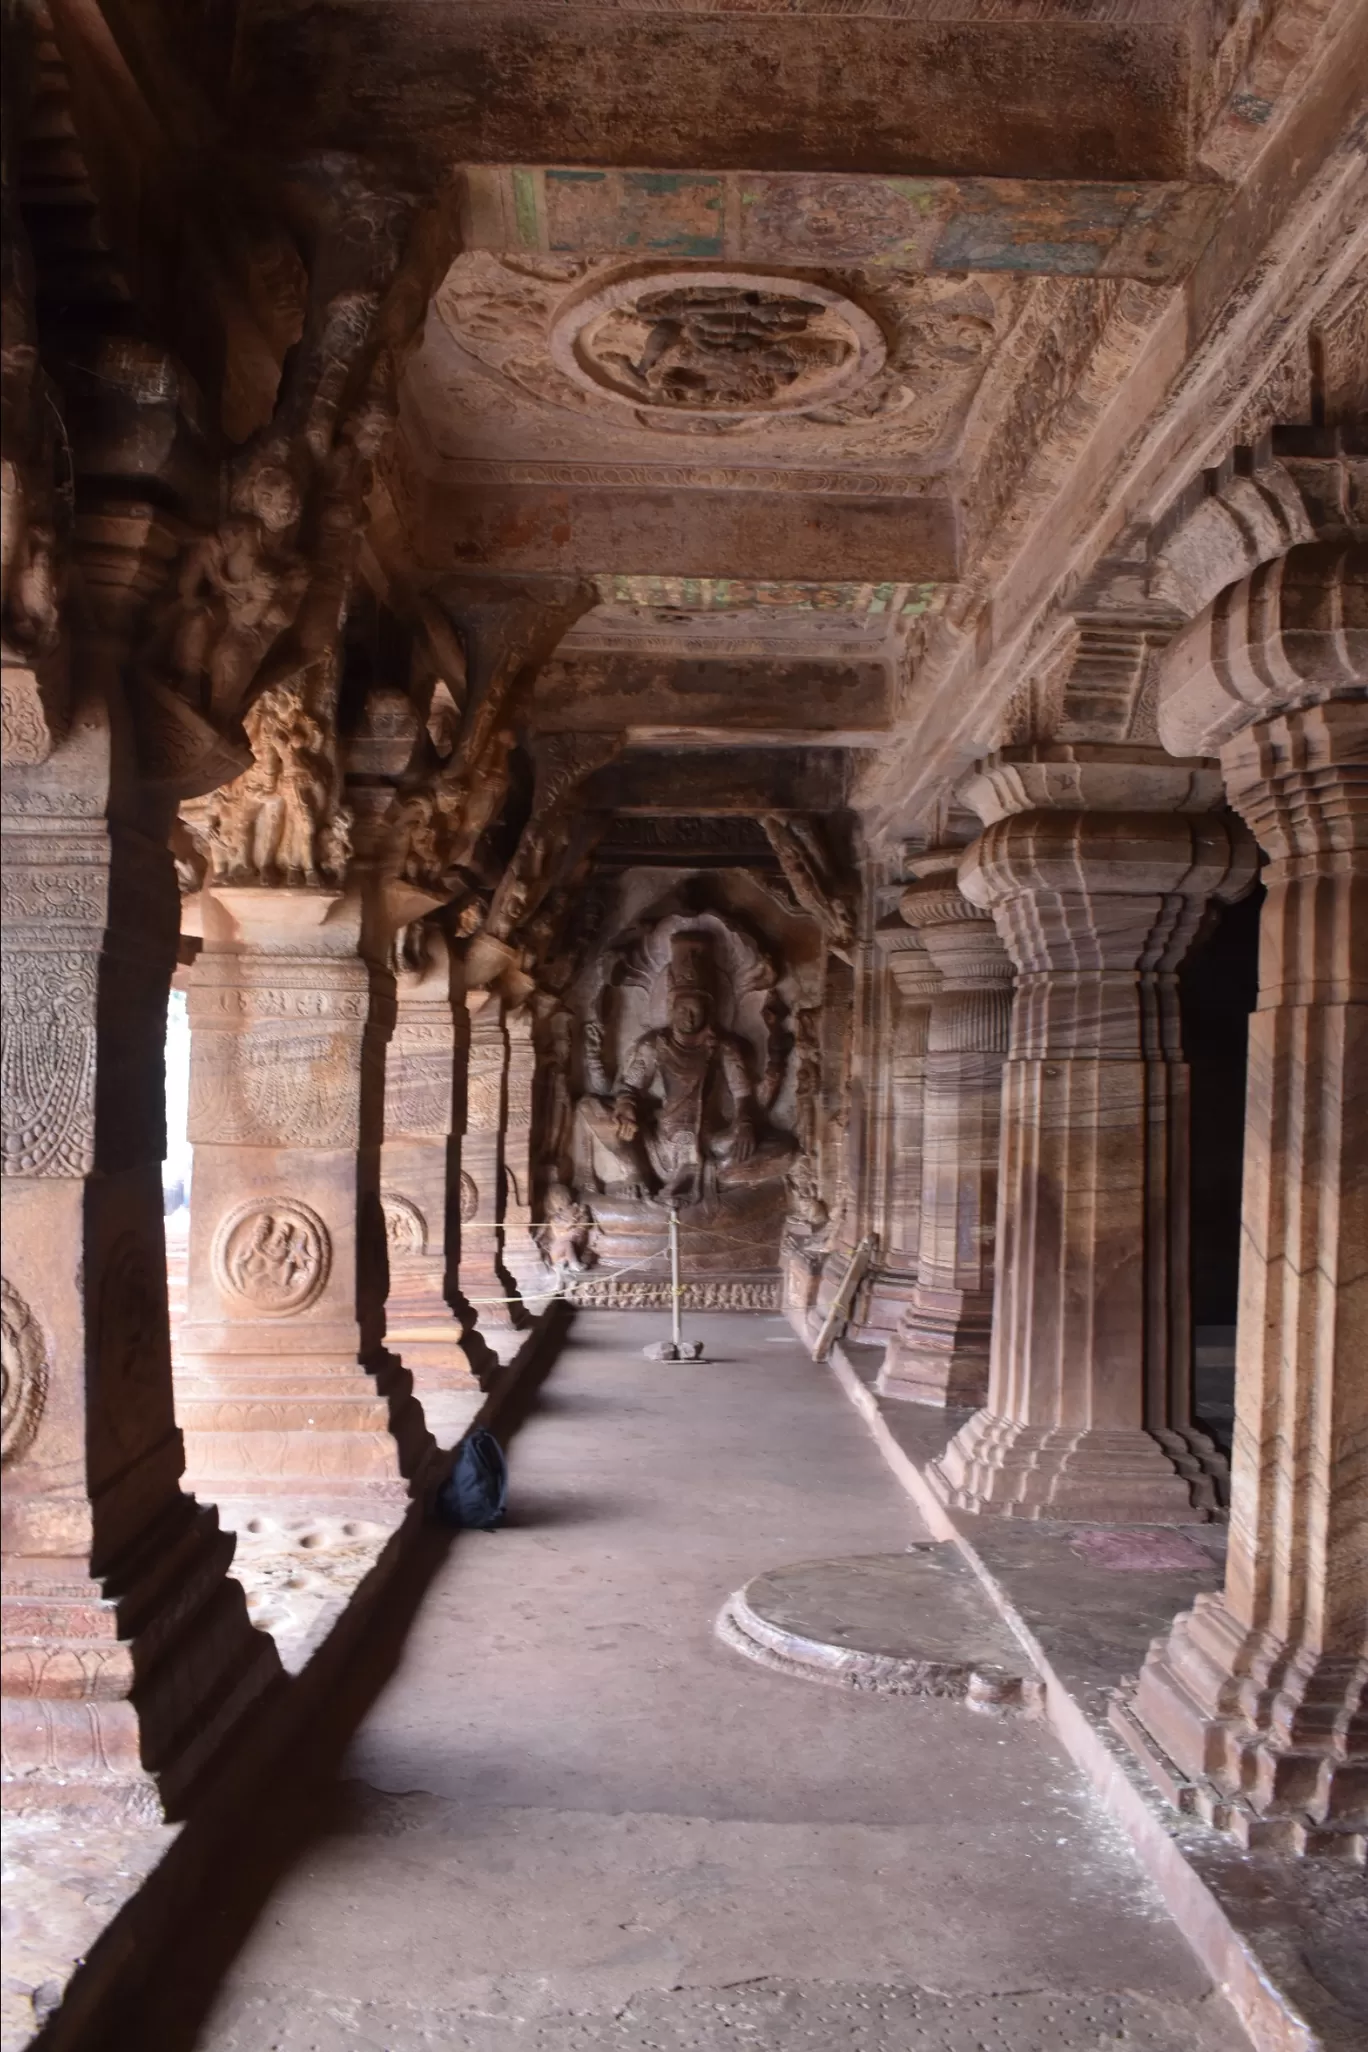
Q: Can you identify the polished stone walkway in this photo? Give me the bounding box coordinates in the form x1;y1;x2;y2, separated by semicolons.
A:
186;1312;1249;2051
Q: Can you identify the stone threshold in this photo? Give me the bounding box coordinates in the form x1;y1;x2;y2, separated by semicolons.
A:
825;1341;1367;2052
1;1303;573;2052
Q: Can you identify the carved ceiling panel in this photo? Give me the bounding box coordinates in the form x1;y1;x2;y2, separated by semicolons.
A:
416;253;1019;469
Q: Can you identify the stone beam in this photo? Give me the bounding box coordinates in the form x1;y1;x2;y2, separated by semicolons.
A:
533;655;892;739
581;746;850;816
462;167;1226;285
408;479;960;584
228;3;1200;184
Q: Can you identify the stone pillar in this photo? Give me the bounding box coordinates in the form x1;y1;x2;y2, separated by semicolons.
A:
457;989;528;1360
859;927;937;1336
1115;535;1367;1854
2;693;281;1817
382;922;485;1444
877;852;1013;1405
176;871;434;1520
930;767;1255;1519
499;1002;551;1306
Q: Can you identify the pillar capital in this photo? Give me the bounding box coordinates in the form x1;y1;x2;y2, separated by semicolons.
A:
1158;536;1367;761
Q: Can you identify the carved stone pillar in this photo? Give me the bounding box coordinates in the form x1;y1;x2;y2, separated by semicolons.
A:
876;852;1013;1405
499;1002;549;1306
2;693;281;1817
860;928;937;1336
382;923;485;1444
1115;536;1367;1854
458;990;527;1361
176;869;434;1520
930;762;1255;1520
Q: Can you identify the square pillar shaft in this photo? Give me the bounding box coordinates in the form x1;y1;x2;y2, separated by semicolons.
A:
2;690;281;1819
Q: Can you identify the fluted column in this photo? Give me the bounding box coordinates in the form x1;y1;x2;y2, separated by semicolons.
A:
382;923;486;1443
1116;535;1367;1856
2;691;281;1817
930;763;1253;1519
858;933;935;1337
877;851;1013;1405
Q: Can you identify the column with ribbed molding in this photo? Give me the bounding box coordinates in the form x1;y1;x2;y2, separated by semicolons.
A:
876;851;1013;1405
929;756;1254;1520
861;927;938;1336
1115;529;1367;1856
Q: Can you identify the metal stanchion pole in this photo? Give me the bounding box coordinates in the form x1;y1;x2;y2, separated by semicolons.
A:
669;1207;683;1352
644;1204;704;1361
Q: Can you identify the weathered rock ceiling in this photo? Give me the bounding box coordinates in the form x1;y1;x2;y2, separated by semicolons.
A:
44;0;1366;829
224;0;1208;181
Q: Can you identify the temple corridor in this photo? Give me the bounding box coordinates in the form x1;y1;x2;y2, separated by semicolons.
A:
150;1316;1246;2052
4;4;1364;2044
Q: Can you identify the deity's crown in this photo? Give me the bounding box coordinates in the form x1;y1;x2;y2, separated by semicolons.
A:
667;930;714;1003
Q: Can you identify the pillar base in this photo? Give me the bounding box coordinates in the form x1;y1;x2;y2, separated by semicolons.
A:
174;1348;434;1519
928;1410;1210;1522
876;1285;992;1407
1111;1593;1367;1861
1;1498;282;1820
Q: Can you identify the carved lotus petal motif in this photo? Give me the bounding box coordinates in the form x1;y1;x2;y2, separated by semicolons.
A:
213;1199;331;1316
550;268;886;419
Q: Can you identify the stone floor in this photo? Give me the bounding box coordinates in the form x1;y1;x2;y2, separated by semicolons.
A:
110;1309;1251;2052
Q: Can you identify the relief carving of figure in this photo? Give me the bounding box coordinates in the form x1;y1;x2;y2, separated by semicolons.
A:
575;931;796;1210
150;457;308;722
204;680;351;888
538;1182;593;1278
607;288;850;411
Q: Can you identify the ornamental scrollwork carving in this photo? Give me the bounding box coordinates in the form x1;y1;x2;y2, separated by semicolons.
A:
458;1171;480;1222
1;1277;48;1466
213;1199;332;1316
0;950;98;1176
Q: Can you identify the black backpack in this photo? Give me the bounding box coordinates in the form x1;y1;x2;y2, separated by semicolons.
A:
435;1428;508;1530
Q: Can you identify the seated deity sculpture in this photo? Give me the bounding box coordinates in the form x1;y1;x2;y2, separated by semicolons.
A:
575;932;797;1211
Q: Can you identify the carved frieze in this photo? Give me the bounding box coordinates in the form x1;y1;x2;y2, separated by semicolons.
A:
213;1200;332;1316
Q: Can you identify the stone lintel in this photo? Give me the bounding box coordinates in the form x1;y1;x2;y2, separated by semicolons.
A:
411;480;960;583
228;8;1200;185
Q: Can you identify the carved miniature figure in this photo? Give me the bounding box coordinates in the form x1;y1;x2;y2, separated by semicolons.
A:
203;680;349;888
538;1182;593;1277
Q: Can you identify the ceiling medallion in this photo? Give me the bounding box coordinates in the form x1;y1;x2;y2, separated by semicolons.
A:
549;267;886;420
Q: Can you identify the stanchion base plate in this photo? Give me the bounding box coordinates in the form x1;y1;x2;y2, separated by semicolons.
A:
643;1340;706;1361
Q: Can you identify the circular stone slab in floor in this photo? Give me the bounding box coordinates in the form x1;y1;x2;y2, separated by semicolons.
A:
718;1550;1040;1711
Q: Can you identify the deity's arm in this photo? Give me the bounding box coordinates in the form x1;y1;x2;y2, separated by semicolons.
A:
719;1032;757;1116
581;1016;613;1098
617;1032;658;1105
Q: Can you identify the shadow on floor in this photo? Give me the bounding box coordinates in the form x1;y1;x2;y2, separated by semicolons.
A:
41;1318;566;2052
